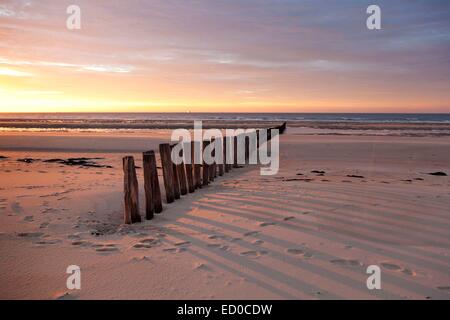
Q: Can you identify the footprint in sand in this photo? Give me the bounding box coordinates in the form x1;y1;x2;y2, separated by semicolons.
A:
206;243;230;251
71;240;91;246
130;256;152;263
54;292;76;300
39;222;50;229
286;248;305;255
163;247;186;253
34;238;61;245
243;231;259;237
95;246;119;253
240;250;268;258
380;262;403;271
194;262;212;271
208;234;228;240
17;232;44;238
330;259;362;267
206;243;221;248
402;268;417;276
133;238;160;249
174;241;191;247
91;243;119;252
259;222;276;227
380;262;418;276
67;233;81;240
133;243;153;249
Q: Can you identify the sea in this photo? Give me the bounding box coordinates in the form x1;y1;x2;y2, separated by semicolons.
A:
1;112;450;123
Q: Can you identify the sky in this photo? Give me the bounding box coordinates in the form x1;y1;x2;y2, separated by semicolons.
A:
0;0;449;113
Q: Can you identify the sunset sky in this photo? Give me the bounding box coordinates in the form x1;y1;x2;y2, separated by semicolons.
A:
0;0;449;113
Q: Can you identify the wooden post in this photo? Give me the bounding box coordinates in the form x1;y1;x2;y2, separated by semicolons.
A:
159;143;175;203
169;145;181;200
192;141;202;189
213;139;218;178
223;136;229;173
123;156;141;224
143;151;162;219
279;122;287;134
218;137;224;176
185;143;195;193
210;138;216;181
172;162;181;199
233;136;239;168
176;148;188;195
245;135;249;163
256;130;260;149
202;140;210;186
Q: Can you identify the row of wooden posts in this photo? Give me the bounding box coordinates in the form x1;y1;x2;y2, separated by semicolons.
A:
122;122;286;224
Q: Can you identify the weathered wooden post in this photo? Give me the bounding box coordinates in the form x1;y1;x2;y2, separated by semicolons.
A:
245;135;249;163
123;156;141;224
159;143;175;203
192;141;202;189
202;140;210;186
176;148;188;196
213;138;218;178
143;151;162;219
210;138;216;181
172;162;181;199
233;135;239;168
218;137;224;176
169;145;181;200
223;136;230;173
279;122;287;134
185;143;195;193
256;130;260;149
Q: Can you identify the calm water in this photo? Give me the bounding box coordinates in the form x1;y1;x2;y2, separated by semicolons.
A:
1;113;450;123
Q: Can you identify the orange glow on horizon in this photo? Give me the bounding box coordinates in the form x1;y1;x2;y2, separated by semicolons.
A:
1;2;449;114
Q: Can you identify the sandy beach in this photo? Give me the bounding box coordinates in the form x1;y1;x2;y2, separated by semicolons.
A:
0;125;449;300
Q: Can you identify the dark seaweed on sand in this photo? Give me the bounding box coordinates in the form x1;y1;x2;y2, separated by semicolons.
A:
17;157;112;168
44;157;112;168
427;172;447;176
347;174;365;179
17;158;38;163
